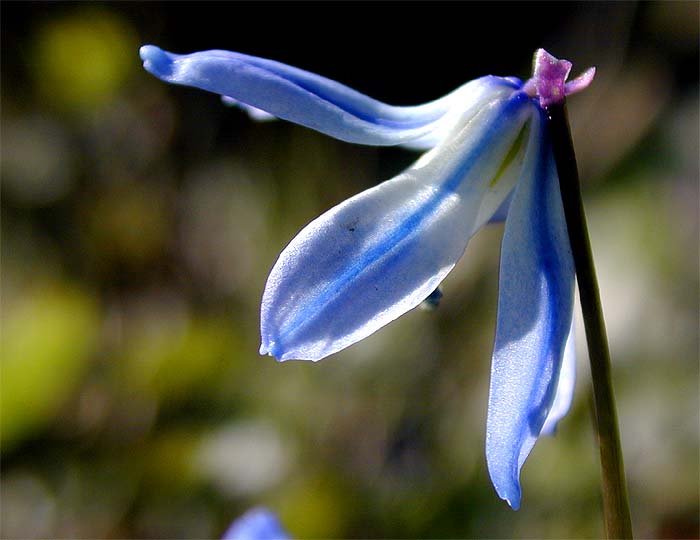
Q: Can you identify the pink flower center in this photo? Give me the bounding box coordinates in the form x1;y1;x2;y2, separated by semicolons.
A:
523;49;596;108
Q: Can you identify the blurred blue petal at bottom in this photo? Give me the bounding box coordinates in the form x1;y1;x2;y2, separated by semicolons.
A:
222;508;290;540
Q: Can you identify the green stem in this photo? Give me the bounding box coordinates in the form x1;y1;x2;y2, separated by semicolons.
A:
546;103;633;539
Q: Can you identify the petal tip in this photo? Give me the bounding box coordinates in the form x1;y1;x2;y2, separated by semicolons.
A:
487;444;523;510
259;340;295;362
139;44;174;78
259;341;278;360
504;494;521;511
493;477;522;510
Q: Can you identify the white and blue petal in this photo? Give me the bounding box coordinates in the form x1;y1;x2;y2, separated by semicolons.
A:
222;508;289;540
541;318;576;436
139;45;520;147
485;109;575;510
260;90;536;361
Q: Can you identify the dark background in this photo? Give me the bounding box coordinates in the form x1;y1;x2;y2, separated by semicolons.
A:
2;2;698;538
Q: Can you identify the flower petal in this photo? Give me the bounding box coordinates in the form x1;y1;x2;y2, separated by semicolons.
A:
221;96;277;121
485;109;575;510
541;318;576;436
260;91;535;361
140;45;519;146
222;508;289;540
487;189;513;224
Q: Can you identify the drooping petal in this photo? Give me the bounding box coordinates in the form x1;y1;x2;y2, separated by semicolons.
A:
260;91;535;361
541;318;577;436
485;109;575;510
222;508;289;540
140;45;520;147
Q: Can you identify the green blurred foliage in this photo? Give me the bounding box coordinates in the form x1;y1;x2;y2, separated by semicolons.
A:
1;2;698;539
1;285;99;452
125;318;238;404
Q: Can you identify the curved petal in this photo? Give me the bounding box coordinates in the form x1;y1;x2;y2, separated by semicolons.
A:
485;109;575;510
222;508;289;540
140;45;520;146
260;91;535;361
541;318;576;436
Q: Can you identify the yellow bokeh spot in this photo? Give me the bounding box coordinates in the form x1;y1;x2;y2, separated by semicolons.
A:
33;9;137;111
1;285;99;452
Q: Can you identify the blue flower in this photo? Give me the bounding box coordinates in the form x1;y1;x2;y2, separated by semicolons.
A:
221;508;289;540
141;46;594;509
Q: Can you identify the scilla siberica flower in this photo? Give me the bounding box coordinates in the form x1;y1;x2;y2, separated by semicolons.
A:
140;45;595;509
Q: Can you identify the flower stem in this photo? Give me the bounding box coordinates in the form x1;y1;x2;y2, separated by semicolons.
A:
545;103;633;539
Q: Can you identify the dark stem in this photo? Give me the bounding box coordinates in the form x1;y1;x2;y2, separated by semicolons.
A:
546;103;633;539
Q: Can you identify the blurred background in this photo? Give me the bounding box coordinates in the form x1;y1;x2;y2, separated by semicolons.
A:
1;2;698;538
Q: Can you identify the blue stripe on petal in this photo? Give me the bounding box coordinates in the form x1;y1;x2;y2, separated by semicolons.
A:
260;92;535;361
140;45;520;146
222;508;289;540
485;109;575;510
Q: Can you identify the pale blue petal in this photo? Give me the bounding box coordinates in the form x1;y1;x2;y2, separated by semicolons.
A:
260;91;535;361
140;45;520;146
541;318;576;436
487;190;513;224
485;110;575;510
221;96;277;121
222;508;289;540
